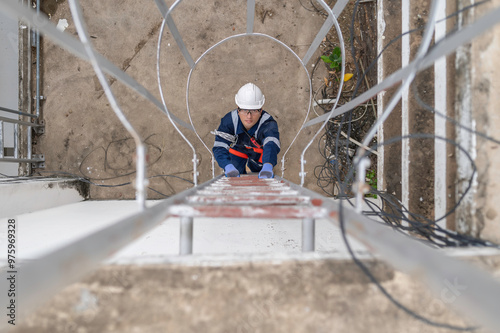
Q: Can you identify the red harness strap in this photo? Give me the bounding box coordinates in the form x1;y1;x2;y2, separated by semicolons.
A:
229;136;264;163
229;148;249;159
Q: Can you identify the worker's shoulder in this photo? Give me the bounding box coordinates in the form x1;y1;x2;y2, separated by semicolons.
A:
219;109;237;123
261;110;278;125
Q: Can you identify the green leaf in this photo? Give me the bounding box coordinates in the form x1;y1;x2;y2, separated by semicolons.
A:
321;55;332;63
333;46;341;57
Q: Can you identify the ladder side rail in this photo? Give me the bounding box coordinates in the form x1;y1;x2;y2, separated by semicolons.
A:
0;175;222;328
278;176;500;332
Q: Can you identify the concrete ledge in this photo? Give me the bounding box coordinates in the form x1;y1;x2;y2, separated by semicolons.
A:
0;177;89;218
14;254;493;333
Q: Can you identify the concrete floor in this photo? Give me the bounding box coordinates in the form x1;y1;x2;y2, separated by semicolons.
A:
35;0;333;200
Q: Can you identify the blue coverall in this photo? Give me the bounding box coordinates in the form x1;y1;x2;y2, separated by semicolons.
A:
213;109;280;174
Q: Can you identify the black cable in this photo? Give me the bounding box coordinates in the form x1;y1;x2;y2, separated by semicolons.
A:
35;170;194;198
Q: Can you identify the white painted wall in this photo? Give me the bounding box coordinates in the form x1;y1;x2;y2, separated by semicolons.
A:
0;10;19;176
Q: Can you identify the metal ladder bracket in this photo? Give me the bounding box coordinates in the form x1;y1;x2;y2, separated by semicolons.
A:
33;119;45;134
31;153;45;169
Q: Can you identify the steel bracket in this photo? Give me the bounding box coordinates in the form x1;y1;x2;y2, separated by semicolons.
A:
31;153;45;169
33;119;45;134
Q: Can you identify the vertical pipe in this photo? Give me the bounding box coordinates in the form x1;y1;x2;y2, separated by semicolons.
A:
135;144;146;210
434;0;447;227
27;124;32;160
302;217;315;252
401;0;410;218
14;124;19;158
377;0;385;194
180;217;193;255
0;121;4;158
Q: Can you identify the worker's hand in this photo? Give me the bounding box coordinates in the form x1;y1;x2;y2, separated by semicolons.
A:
259;163;274;179
224;164;240;177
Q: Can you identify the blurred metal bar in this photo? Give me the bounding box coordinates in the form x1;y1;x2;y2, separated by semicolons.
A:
302;217;315;252
180;216;193;255
0;157;44;163
0;115;43;127
246;0;255;34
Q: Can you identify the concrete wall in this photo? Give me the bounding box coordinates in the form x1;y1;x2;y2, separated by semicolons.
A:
455;0;500;242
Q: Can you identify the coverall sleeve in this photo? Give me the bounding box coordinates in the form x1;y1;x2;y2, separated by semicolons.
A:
212;114;235;169
260;120;281;166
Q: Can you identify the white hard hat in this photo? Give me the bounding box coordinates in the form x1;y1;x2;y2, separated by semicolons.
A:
235;83;265;109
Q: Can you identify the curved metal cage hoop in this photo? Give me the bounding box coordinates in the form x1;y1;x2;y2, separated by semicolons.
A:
156;0;346;181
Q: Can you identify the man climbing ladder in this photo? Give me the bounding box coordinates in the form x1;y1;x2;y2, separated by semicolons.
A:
212;83;280;178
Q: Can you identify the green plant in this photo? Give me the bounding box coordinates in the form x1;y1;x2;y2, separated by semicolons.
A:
365;169;377;199
321;46;342;72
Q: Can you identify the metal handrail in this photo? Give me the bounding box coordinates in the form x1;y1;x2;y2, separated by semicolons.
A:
0;106;37;118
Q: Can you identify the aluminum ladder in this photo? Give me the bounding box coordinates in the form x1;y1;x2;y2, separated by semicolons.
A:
171;174;328;255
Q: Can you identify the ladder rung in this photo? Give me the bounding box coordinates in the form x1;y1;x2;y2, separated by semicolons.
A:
203;186;292;191
195;189;299;196
186;195;310;205
210;182;286;187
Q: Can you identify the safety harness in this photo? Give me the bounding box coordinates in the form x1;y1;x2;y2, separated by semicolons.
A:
211;122;264;163
229;132;263;163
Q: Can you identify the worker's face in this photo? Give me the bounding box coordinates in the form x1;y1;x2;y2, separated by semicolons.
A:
238;108;262;130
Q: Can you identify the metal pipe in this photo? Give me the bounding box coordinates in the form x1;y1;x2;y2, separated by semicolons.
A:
179;216;194;255
36;0;40;118
301;217;315;252
246;0;255;34
13;124;19;159
0;105;37;118
0;157;44;163
0;116;43;127
0;121;4;158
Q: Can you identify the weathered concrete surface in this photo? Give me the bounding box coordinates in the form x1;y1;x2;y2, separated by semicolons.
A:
466;0;500;243
13;254;499;333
